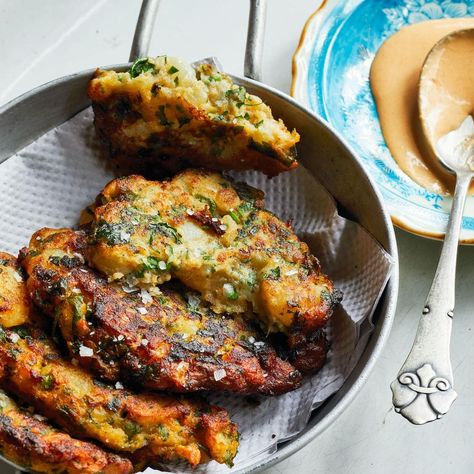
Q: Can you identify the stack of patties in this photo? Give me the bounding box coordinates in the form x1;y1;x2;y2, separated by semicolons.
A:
0;56;342;473
0;254;238;472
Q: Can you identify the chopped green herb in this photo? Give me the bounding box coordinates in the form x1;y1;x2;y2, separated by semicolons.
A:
149;222;181;244
143;256;170;272
224;451;235;468
236;112;250;121
186;294;201;313
13;326;31;339
48;256;62;266
156;105;171;126
195;195;217;215
208;75;222;82
123;420;141;440
246;272;257;290
254;119;264;128
157;295;168;305
168;65;179;74
40;374;55;390
213;111;229;121
264;267;281;281
223;283;238;300
228;209;240;224
248;138;279;160
174;76;179;86
129;58;155;78
237;201;254;216
95;221;133;245
157;424;169;440
69;294;84;323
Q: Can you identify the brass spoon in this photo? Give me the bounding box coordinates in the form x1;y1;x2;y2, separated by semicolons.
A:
391;29;474;425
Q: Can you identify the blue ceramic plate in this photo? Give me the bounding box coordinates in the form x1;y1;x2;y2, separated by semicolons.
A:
292;0;474;242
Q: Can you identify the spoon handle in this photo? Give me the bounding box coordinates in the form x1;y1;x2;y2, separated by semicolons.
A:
391;173;472;424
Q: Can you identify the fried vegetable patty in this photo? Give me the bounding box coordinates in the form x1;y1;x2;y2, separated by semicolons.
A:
20;228;301;395
88;56;299;177
0;390;133;474
84;170;341;338
0;254;239;468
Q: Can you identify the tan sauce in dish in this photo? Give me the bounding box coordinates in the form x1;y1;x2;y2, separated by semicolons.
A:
370;19;474;195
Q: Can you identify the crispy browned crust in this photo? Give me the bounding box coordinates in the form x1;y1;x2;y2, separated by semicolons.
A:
0;390;133;474
88;61;299;178
91;100;298;179
0;325;238;467
0;252;30;328
20;228;301;395
0;256;239;468
272;329;330;375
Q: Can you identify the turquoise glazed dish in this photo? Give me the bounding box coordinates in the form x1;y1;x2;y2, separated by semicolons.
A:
292;0;474;242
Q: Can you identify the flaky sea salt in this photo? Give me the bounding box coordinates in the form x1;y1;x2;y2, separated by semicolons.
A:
140;288;153;304
120;230;131;242
122;284;139;294
73;252;85;263
219;224;227;231
186;209;194;216
213;369;227;381
115;381;124;390
79;345;94;357
141;338;149;346
137;307;148;315
9;333;19;343
285;269;298;276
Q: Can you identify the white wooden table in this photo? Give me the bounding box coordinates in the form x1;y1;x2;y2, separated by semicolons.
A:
1;1;474;473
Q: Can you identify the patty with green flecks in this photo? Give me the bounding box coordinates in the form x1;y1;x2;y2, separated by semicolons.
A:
87;56;299;177
83;170;342;341
0;254;239;468
20;228;301;395
0;389;133;474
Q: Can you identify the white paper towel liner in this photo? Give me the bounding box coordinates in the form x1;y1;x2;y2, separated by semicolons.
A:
0;108;393;473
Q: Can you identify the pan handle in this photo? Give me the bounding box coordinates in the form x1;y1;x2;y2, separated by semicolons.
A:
244;0;267;81
129;0;267;81
129;0;161;62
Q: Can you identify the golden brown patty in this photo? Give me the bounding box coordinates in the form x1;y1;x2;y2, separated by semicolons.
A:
0;390;133;474
83;170;342;340
88;56;299;177
20;228;301;395
0;255;239;468
0;253;30;328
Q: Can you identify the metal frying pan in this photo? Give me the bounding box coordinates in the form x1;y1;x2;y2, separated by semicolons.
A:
0;1;398;472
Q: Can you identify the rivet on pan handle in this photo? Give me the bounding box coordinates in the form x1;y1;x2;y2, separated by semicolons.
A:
129;0;268;82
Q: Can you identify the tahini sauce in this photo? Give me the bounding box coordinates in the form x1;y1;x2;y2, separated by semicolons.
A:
370;19;474;195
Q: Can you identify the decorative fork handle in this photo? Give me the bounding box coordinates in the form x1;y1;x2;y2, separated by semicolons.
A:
391;173;472;424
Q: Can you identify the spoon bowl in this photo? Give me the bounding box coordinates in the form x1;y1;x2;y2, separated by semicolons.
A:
436;115;474;175
419;28;474;176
